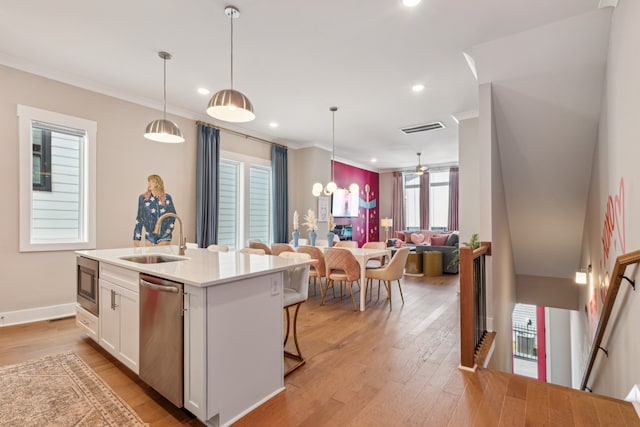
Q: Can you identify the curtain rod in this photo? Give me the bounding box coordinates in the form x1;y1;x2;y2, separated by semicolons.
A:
196;120;287;149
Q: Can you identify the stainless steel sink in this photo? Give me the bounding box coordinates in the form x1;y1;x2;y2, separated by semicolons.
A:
119;254;186;264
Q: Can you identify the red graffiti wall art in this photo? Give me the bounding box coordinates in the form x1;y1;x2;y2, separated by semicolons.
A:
600;177;626;303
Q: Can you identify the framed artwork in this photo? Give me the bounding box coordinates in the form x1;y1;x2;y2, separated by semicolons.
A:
317;196;329;222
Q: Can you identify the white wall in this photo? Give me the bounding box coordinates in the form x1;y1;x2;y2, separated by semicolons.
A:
288;146;331;238
572;0;640;399
478;83;517;372
458;117;480;244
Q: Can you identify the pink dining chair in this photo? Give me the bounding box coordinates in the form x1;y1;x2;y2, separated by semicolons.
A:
249;241;272;255
362;241;387;269
365;247;410;311
296;245;326;296
271;243;295;256
323;248;361;311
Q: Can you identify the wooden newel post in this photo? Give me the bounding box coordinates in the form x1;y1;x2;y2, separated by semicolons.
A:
459;245;475;369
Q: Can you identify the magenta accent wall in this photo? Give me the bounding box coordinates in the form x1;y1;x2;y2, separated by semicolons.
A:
333;161;379;246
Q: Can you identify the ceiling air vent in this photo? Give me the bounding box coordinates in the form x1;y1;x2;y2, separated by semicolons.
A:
400;121;445;134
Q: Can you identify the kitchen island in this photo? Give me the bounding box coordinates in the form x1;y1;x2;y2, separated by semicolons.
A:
76;245;306;427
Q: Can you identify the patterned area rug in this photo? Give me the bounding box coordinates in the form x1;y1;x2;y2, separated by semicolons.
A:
0;352;146;426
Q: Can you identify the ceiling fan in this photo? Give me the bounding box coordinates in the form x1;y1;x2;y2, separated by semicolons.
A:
414;152;427;175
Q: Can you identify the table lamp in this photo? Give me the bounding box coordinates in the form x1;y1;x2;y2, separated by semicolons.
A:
381;217;393;242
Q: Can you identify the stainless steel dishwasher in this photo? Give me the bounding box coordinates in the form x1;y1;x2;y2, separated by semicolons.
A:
139;273;184;408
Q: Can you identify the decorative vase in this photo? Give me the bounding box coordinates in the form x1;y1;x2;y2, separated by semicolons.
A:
309;230;317;246
292;230;300;247
327;231;335;248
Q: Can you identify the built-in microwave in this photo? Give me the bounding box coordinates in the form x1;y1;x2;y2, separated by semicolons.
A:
77;256;99;316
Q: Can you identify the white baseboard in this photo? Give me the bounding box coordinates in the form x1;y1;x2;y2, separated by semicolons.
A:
0;303;76;327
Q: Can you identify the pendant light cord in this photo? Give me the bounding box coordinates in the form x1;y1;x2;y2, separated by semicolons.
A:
163;55;167;120
230;11;234;90
331;109;335;182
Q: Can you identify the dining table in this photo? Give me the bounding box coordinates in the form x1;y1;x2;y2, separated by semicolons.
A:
321;245;391;311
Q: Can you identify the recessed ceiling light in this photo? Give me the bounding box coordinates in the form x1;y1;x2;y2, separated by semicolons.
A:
371;158;377;163
412;84;425;92
197;88;210;95
269;122;279;128
403;0;421;7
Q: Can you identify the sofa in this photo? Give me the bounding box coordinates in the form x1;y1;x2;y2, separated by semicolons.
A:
394;230;459;274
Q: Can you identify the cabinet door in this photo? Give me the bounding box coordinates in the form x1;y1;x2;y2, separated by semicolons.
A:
99;280;119;354
118;285;139;374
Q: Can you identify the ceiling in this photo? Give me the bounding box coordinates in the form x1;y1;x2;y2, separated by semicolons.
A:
0;0;605;172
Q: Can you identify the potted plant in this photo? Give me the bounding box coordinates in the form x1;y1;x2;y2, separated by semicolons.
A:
448;233;480;270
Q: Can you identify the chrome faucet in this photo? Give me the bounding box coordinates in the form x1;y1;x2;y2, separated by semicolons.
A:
154;213;187;256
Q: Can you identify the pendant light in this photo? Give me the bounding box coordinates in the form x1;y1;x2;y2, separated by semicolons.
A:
144;51;184;143
312;107;359;197
207;6;255;123
415;152;425;175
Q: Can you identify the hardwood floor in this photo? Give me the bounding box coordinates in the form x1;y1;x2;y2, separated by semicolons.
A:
2;273;638;426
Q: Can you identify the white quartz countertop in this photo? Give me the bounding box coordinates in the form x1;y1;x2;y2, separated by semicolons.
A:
76;245;306;287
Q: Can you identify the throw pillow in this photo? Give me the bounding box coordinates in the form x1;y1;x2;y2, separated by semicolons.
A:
430;234;449;246
410;233;425;244
396;231;405;241
445;233;459;246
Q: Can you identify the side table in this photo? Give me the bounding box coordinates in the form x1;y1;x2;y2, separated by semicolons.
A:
423;251;443;276
404;251;423;277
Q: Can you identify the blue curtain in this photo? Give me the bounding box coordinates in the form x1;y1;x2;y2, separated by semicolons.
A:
196;124;220;248
271;145;288;243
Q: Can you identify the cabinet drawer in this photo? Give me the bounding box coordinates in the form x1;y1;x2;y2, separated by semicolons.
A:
100;263;139;292
76;304;99;341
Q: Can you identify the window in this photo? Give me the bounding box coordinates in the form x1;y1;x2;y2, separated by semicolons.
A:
403;174;420;228
403;170;450;230
18;105;96;252
429;171;449;229
218;160;240;248
217;152;272;249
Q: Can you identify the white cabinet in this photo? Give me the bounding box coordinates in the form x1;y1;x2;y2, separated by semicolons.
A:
183;272;284;425
99;264;139;374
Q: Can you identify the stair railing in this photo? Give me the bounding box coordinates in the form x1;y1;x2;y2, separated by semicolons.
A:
580;249;640;391
460;241;491;369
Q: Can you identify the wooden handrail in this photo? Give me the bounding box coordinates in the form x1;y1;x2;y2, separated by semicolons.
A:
460;241;491;369
580;249;640;390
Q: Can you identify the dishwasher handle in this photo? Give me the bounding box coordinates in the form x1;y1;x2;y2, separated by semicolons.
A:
140;278;181;294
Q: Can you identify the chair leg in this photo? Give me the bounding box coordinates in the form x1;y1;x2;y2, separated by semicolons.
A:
321;278;332;305
283;307;291;346
397;279;405;305
386;280;392;311
349;281;357;311
284;302;306;376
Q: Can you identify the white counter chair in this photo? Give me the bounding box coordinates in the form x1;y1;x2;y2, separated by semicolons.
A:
279;251;311;375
